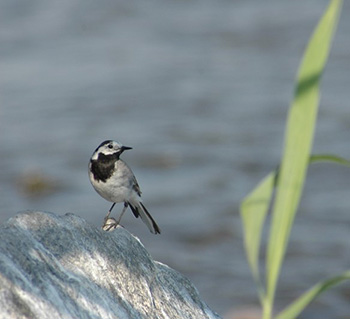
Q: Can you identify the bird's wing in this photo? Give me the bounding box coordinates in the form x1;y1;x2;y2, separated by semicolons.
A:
132;175;142;196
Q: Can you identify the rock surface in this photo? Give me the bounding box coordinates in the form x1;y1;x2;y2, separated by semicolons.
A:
0;211;221;319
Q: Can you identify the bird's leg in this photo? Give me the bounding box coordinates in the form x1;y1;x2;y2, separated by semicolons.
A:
102;203;116;230
102;202;128;232
116;202;129;225
104;203;116;222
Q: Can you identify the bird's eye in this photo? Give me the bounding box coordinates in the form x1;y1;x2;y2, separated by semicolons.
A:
108;144;113;149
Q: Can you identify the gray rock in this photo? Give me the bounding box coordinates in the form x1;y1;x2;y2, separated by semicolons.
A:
0;211;221;319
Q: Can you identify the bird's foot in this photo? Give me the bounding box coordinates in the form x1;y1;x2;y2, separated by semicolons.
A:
102;217;121;232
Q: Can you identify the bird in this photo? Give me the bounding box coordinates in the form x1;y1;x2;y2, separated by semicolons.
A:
88;140;161;234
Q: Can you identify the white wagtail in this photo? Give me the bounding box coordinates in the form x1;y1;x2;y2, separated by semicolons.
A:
88;140;161;234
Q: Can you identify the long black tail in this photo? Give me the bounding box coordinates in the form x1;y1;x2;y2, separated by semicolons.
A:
128;201;161;234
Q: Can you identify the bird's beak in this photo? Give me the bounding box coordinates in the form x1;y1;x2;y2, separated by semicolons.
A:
121;146;133;152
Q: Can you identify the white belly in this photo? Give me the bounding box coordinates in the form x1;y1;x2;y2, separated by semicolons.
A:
93;180;131;203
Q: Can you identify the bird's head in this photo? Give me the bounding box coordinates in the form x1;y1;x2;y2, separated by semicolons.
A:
91;140;132;160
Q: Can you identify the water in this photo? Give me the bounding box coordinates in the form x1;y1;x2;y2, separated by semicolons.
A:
1;1;350;318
